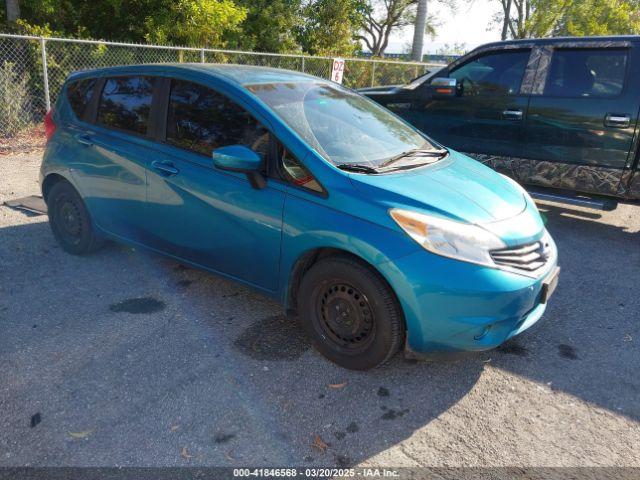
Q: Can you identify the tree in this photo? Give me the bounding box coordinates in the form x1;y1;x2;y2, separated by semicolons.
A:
7;0;247;48
229;0;303;53
410;0;427;60
144;0;247;47
358;0;417;56
493;0;640;39
5;0;19;22
298;0;364;56
557;0;640;36
499;0;512;40
358;0;453;58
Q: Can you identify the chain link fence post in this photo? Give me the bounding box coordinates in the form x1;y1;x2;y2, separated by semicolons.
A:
40;37;51;111
301;55;305;73
371;61;376;87
200;48;205;63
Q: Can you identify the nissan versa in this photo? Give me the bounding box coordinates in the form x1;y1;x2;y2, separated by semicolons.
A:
40;64;559;370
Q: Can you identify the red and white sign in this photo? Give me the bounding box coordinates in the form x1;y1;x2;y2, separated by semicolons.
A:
331;58;345;84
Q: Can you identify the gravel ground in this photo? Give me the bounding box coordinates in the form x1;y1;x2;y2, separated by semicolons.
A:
0;152;639;468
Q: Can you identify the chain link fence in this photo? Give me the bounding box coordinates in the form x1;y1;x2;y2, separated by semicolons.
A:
0;33;444;141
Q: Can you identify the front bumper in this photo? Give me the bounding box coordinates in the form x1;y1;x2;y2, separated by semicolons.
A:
378;249;558;355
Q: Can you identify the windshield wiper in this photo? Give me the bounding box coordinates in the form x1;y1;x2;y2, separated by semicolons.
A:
378;148;448;169
336;163;380;174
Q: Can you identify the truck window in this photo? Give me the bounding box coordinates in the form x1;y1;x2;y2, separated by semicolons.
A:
543;48;628;98
449;50;530;96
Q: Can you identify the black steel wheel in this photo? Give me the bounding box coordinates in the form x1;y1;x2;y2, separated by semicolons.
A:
317;282;376;353
298;255;404;370
47;180;103;255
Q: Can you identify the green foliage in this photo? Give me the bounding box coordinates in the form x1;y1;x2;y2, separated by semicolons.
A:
144;0;247;47
557;0;640;36
298;0;364;56
0;61;32;136
228;0;303;52
496;0;640;39
7;0;247;47
2;0;369;56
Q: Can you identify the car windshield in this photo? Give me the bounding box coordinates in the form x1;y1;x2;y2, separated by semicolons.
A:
246;81;441;167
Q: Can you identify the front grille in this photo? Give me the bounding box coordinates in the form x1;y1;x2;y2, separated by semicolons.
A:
490;235;554;275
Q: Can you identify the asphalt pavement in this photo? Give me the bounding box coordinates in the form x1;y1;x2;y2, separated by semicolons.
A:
1;152;638;467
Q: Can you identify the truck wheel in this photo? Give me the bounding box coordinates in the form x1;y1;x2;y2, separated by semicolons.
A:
298;256;404;370
47;181;103;255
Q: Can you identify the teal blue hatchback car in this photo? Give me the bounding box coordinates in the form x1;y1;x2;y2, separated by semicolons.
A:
41;64;559;370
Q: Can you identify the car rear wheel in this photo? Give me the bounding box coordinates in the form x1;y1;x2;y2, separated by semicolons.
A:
47;181;103;255
298;256;404;370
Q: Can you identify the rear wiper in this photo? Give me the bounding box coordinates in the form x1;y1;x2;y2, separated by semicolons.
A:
378;148;448;169
336;163;380;174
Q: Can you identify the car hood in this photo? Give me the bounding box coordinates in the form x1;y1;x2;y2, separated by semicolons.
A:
349;150;528;226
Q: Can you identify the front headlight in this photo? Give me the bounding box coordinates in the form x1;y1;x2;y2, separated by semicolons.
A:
390;209;506;267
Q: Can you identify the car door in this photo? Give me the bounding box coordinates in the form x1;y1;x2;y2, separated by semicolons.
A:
416;49;532;158
68;75;158;243
523;44;640;195
143;77;286;292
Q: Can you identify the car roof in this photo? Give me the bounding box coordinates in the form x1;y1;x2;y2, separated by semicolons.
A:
67;63;323;86
478;35;640;50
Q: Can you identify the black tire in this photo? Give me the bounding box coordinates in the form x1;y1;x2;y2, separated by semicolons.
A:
46;181;103;255
298;256;404;370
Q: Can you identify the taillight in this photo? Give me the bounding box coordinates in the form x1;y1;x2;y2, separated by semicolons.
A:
44;108;56;141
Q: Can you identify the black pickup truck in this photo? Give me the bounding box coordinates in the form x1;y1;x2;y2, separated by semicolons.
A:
360;36;640;210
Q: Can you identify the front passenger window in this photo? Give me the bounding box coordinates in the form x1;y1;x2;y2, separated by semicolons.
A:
449;50;530;96
166;79;270;158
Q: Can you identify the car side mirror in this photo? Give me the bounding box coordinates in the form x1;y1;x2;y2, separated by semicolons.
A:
430;77;458;98
212;145;266;189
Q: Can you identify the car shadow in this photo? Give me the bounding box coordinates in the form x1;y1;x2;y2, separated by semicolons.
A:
0;204;638;466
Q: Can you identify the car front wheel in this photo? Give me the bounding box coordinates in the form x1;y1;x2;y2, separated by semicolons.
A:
298;256;404;370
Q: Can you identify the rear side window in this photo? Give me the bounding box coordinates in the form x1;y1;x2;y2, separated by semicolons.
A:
97;76;154;135
449;50;530;96
544;49;628;98
66;78;96;120
166;79;269;157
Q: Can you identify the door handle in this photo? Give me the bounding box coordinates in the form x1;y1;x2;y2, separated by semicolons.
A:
76;134;94;147
604;113;630;128
502;109;524;121
151;161;179;176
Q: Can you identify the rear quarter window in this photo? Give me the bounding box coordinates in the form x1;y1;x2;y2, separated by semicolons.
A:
66;78;97;120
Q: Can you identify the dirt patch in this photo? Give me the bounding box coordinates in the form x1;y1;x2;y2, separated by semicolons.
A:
0;127;45;156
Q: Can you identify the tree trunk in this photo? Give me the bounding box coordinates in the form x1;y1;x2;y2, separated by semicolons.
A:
410;0;428;61
501;0;512;40
6;0;20;22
